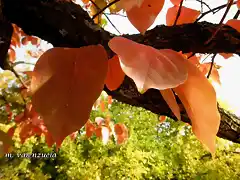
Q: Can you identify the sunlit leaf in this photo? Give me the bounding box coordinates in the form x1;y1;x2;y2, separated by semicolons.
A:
226;19;240;32
31;45;108;144
127;0;165;34
170;0;182;6
166;6;200;26
109;37;188;91
173;60;220;154
160;89;180;120
105;55;125;91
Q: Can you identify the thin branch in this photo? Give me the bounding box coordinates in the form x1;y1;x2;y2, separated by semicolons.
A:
92;0;120;20
195;0;212;12
12;61;35;66
174;0;184;26
206;53;217;78
195;1;237;22
7;60;28;89
90;0;121;34
204;0;234;45
104;13;127;17
233;10;240;19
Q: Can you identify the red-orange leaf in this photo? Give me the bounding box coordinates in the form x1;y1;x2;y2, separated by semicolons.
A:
85;120;96;138
105;55;125;91
100;99;105;112
219;53;233;59
160;89;180;120
166;6;200;26
226;19;240;33
170;0;182;6
108;37;188;91
199;62;221;85
114;123;128;144
31;45;108;143
173;60;220;154
159;115;167;123
238;0;240;9
108;95;113;105
127;0;165;34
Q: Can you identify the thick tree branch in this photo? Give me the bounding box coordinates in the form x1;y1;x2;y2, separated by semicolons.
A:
0;19;12;69
1;0;240;143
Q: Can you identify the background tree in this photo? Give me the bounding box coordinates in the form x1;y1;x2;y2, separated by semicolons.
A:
0;0;240;154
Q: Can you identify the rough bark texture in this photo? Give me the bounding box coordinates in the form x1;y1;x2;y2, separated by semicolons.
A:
1;0;240;143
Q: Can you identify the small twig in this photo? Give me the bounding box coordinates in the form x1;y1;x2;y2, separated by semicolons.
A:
195;0;212;12
7;60;28;89
204;0;233;45
12;61;35;66
195;1;237;22
90;0;121;34
201;54;211;63
104;13;127;17
92;0;120;20
207;53;217;79
233;10;240;19
174;0;184;26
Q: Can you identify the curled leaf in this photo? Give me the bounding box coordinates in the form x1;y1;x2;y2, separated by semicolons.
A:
173;60;220;154
160;89;180;120
109;37;188;91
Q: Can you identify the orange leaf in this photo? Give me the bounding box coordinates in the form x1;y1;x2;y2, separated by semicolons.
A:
226;19;240;33
199;62;221;85
170;0;182;6
109;37;188;91
108;95;112;105
86;120;96;138
219;53;233;59
159;115;167;123
105;55;125;91
160;89;180;120
173;60;220;154
238;0;240;9
100;99;105;112
166;6;200;26
7;127;15;138
31;45;108;143
114;123;128;144
70;131;78;141
118;0;144;11
127;0;165;34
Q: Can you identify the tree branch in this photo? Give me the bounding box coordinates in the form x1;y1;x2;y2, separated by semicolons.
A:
1;0;240;143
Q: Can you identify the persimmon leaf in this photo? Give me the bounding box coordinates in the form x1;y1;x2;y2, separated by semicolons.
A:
127;0;165;34
173;60;220;154
105;55;125;91
219;53;233;59
199;62;221;85
166;6;200;26
108;37;188;91
170;0;182;6
31;45;108;143
160;89;181;120
114;123;128;144
226;19;240;33
118;0;145;11
86;120;96;138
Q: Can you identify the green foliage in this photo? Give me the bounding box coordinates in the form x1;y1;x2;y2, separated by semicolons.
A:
0;99;240;179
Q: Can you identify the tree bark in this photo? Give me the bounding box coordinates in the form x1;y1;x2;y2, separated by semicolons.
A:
1;0;240;143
